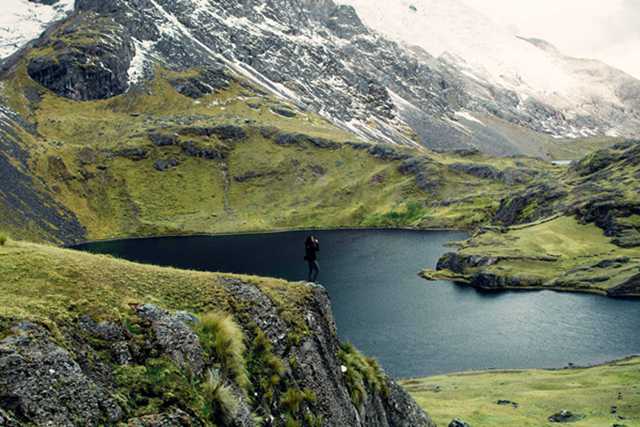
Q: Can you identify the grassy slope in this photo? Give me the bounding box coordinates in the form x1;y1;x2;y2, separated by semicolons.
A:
425;216;640;295
401;357;640;427
0;238;311;336
424;141;640;296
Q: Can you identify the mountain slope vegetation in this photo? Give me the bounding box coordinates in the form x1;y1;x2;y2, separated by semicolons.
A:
0;38;560;244
424;141;640;297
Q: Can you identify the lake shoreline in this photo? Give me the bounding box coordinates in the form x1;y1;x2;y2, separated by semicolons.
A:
398;354;640;382
420;269;640;299
66;225;470;248
75;230;640;379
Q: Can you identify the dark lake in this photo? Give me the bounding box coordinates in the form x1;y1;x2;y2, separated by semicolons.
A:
75;229;640;379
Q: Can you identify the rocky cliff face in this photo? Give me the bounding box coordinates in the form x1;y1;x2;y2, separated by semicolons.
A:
0;276;434;426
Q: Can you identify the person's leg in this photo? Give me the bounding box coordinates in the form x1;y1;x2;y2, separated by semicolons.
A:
308;261;314;282
312;261;320;282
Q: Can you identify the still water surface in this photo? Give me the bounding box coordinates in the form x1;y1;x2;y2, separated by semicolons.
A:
76;230;640;378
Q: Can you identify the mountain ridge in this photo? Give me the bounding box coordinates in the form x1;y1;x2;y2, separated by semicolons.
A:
3;0;638;157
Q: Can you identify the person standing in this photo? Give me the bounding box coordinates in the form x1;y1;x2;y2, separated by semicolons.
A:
304;235;320;283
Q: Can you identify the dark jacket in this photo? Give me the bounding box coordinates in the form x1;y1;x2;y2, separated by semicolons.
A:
305;240;320;261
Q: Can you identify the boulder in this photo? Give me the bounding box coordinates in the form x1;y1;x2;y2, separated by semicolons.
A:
153;158;179;171
115;147;148;161
181;141;226;160
449;418;471;427
271;107;297;117
548;410;584;423
149;133;178;147
496;399;519;408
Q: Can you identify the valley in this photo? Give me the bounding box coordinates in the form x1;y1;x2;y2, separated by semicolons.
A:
402;357;640;427
0;0;639;425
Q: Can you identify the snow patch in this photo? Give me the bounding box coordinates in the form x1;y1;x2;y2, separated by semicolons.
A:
454;111;485;126
127;40;154;86
0;0;75;60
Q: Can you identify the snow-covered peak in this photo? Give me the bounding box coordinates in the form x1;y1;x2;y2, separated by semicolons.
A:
0;0;75;60
338;0;638;124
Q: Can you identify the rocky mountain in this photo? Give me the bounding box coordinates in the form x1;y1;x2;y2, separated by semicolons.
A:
3;0;639;158
1;0;573;245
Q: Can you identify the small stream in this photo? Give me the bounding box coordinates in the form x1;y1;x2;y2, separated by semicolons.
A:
75;229;640;379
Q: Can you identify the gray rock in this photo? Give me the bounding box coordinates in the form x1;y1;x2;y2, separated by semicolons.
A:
27;16;134;101
495;183;567;225
0;322;123;425
149;133;178;147
271;107;297;117
274;133;340;149
497;399;519;408
449;163;501;180
135;304;205;376
181;141;226;160
154;158;179;171
115;147;149;161
449;418;471;427
548;409;584;423
178;125;246;141
126;408;201;426
170;67;233;98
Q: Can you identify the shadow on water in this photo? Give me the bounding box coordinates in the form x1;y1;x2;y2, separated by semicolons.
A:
75;229;640;379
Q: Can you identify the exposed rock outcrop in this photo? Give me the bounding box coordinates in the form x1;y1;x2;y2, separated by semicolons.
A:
0;323;123;425
27;14;134;100
0;283;435;426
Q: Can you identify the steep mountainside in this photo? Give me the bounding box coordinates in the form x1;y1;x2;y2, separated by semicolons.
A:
0;0;566;244
2;0;636;157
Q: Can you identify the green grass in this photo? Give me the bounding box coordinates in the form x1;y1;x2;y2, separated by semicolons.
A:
202;368;240;424
0;232;6;246
401;357;640;427
115;357;198;417
0;239;312;335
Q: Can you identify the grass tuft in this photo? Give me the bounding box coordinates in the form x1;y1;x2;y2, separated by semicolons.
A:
202;368;240;424
339;342;388;408
0;233;6;246
197;311;250;391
